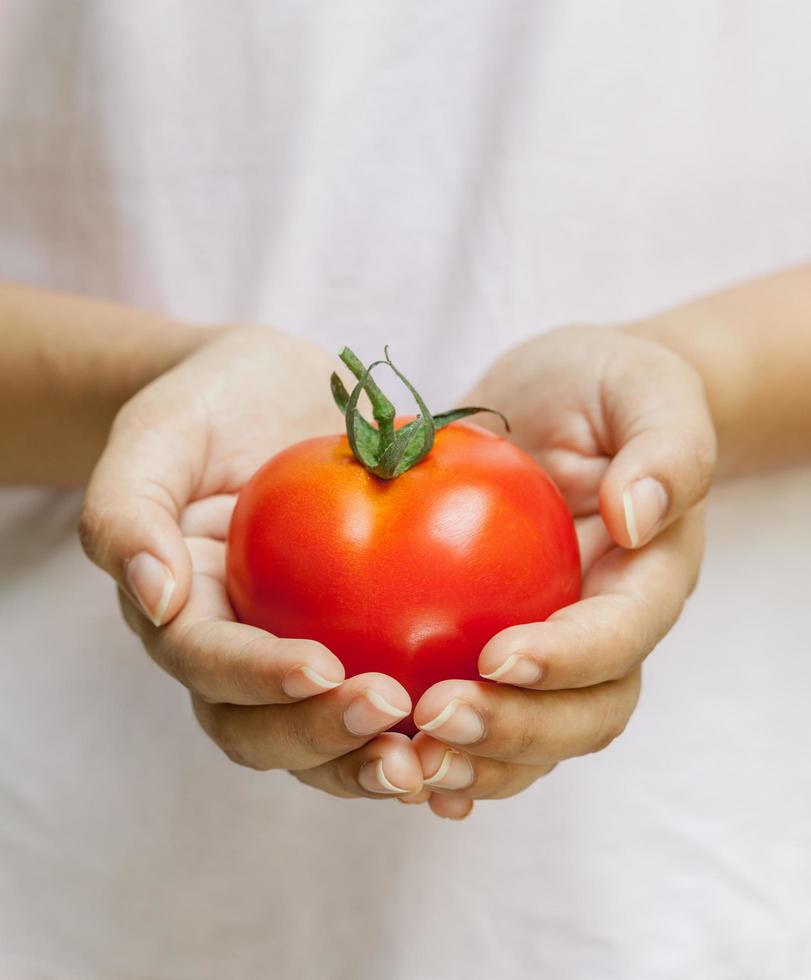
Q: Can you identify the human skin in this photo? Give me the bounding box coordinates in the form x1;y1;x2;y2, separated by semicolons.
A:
410;264;811;818
0;282;207;485
1;284;423;798
2;268;810;817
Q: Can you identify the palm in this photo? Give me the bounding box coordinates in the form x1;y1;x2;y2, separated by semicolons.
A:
127;326;342;505
467;328;621;514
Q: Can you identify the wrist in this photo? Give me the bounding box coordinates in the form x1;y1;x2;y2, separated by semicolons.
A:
113;319;211;395
621;311;752;477
0;281;219;487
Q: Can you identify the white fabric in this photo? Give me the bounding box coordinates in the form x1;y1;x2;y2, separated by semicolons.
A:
1;2;810;978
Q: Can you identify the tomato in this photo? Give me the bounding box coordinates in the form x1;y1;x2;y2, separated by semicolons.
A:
226;407;580;735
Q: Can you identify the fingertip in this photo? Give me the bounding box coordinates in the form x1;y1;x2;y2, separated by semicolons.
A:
410;731;443;773
360;733;423;796
477;628;513;677
481;653;544;686
412;733;476;791
478;626;544;684
349;672;412;714
600;470;669;550
429;795;474;821
291;638;347;685
412;679;465;729
124;549;189;626
600;417;716;550
81;437;196;623
623;477;669;548
281;665;344;700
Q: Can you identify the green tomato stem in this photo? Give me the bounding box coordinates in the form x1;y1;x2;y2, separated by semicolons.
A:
330;346;510;479
339;347;396;454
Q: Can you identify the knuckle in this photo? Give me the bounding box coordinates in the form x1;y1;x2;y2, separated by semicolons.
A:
159;619;206;689
687;560;702;597
220;739;256;769
193;698;272;771
77;500;105;562
619;590;660;661
235;637;277;697
290;766;351;798
108;402;136;438
288;768;313;790
657;428;715;506
588;687;633;755
165;619;264;703
501;692;543;762
481;767;519;801
213;630;267;701
557;613;599;670
689;431;717;497
284;710;324;766
217;716;272;772
485;761;556;800
590;715;628;754
561;602;641;679
337;760;365;796
517;725;536;757
541;761;558;780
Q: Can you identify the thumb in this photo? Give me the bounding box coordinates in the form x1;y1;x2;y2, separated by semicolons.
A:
599;340;717;549
79;408;201;626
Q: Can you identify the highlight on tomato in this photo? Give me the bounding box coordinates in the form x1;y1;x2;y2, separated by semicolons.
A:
226;347;581;734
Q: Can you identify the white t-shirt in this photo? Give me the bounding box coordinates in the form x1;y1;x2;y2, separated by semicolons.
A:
1;3;810;978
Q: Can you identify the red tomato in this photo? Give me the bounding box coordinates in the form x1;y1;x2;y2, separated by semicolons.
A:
226;419;580;735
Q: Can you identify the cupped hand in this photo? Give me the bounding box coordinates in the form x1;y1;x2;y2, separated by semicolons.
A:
81;326;423;800
408;325;716;819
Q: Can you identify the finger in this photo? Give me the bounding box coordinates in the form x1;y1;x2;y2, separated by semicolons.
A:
539;448;609;517
398;788;433;805
413;671;641;766
292;733;423;799
428;796;475;820
123;588;345;705
599;339;717;548
80;401;205;625
575;514;614;575
179;494;237;539
479;508;704;690
120;538;345;704
191;672;412;771
413;733;554;800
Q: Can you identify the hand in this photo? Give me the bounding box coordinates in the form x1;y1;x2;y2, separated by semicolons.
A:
406;325;715;819
80;326;423;800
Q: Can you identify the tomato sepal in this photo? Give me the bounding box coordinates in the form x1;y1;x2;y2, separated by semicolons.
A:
332;346;510;481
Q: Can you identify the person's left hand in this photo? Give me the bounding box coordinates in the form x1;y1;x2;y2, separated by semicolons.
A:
403;325;713;819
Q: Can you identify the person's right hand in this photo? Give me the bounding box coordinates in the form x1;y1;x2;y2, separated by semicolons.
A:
80;326;424;800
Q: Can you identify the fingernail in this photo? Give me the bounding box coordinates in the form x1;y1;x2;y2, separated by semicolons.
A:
480;653;542;685
419;699;485;745
622;477;668;547
358;758;410;795
424;749;475;790
282;666;342;699
124;552;175;627
343;689;409;737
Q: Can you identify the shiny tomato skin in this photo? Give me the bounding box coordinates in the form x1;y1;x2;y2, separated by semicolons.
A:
226;421;581;735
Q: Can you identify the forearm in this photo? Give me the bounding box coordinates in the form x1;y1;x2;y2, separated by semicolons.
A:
0;283;208;486
629;265;811;476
